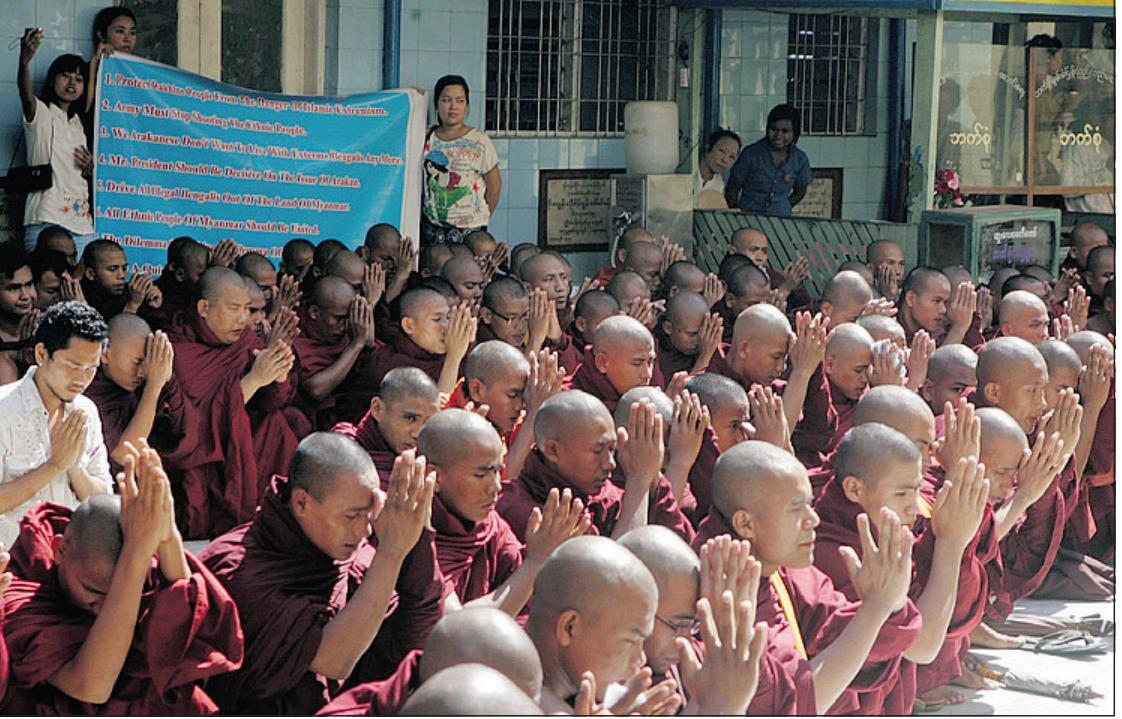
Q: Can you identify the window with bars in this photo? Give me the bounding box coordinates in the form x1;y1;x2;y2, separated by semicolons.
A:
786;14;873;136
486;0;676;137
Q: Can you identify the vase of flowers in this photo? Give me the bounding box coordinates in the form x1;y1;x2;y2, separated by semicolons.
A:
933;168;966;209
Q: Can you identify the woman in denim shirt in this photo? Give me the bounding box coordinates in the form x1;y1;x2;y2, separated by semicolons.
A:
725;104;812;217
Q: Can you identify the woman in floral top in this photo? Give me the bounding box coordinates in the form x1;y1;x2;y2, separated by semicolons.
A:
421;75;502;247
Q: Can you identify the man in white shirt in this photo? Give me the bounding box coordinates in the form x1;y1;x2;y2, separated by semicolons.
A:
0;300;111;545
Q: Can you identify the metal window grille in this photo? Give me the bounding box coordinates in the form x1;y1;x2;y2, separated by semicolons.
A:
786;14;869;136
486;0;676;137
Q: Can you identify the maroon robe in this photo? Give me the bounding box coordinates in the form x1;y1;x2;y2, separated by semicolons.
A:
706;346;788;397
314;649;422;716
332;413;398;482
609;467;696;543
198;477;444;715
293;310;368;430
686;428;721;524
497;449;630;542
564;347;665;414
336;334;445;424
80;277;129;320
654;330;697;388
150;272;194;330
167;310;300;539
84;370;200;475
1065;390;1115;561
431;495;524;605
546;331;585;377
791;366;856;469
1;503;243;715
692;509;922;716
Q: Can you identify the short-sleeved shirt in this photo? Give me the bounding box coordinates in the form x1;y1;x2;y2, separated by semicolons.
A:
0;368;110;546
422;127;499;229
727;138;812;217
22;99;94;236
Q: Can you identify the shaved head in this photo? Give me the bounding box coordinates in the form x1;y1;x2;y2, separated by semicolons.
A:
926;343;978;404
441;255;485;302
662;261;706;297
418;608;543;700
686;372;747;412
197;266;246;302
730;227;768;256
510;243;541;278
313;239;347;270
463;340;529;386
822;271;874;324
574;290;621;341
726;263;770;300
401;664;542;716
483;276;528;308
533;390;612;445
65;494;124;565
976;337;1048;399
977;407;1029;451
853;385;935;428
592;315;654;355
398;286;446;320
417;408;502;474
420;244;454;277
866;240;904;266
826;322;874;360
838;261;875;285
941;265;973;290
520;251;570;287
857;314;906;346
1070;222;1110;268
835;423;921;489
326;249;365;287
310;274;356;309
718;253;754;284
618;525;700;585
1065;330;1113;365
664;290;709;326
732;302;789;346
380;366;440;406
987;267;1020;299
107;311;151;342
1037;338;1082;378
998;290;1050;344
711;440;804;518
623;241;665;294
288;431;378;502
607;270;649;307
234;251;276;286
613;386;674;430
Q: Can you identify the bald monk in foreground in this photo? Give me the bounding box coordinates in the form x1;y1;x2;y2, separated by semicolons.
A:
812;423;989;714
400;663;543;716
819;271;875;326
520;251;584;365
655;291;723;383
316;607;543;716
166;266;300;538
995;290;1050;345
921;344;977;418
292;277;377;429
85;314;198;474
526;535;681;715
498;390;666;542
418;409;588;613
333;367;441;480
566;315;663;413
692;440;921;715
2;443;243;714
710;303;829;432
199;432;444;714
618;526;771;715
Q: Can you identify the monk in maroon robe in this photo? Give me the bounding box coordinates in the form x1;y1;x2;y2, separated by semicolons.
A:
2;446;243;715
166;267;300;539
812;424;990;714
499;390;671;543
565;315;663;414
419;409;588;612
151;237;210;329
333;367;441;481
79;239;163;321
292;277;377;430
692;440;921;716
85;314;199;478
199;433;444;715
316;607;543;716
655;292;722;388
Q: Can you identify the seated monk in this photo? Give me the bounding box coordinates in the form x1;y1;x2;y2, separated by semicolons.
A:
593;226;656;287
728;227;811;309
607;271;655;325
440;255;485;307
716;263;770;344
683;373;750;518
618;526;773;715
569;289;619;352
709;303;828;432
244;278;271;338
326;250;366;294
612;387;699;540
520;251;578;346
338;287;474;420
359;223;412;305
1085;277;1114;335
400;664;542;716
660;260;706;300
419;244;454;279
199;432;444;714
566;315;663;413
235;251;279;310
996;290;1050;345
477;278;530;350
655;291;723;384
85;314;199;476
318;607;543;716
620;240;664;297
418;409;588;613
0;245;38;384
526;535;675;715
280;238;315;284
464;229;502;264
2;444;243;714
166;266;300;539
819;271;874;326
498;390;665;542
839;261;876;288
334;367;441;480
813;423;990;714
32;225;78;270
509;243;541;280
692;440;921;715
921;344;977;418
897;267;978;347
151;237;209;329
292;277;377;430
30;246;72;311
857;314;907;348
791;323;874;468
302;239;347;295
1084;245;1113;315
80;239;162;320
865;240;906;300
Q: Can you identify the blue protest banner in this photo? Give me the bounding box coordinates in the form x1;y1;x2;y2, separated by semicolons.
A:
93;55;425;273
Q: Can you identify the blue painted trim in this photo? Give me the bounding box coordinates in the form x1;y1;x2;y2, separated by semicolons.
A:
941;0;1112;16
703;9;721;137
672;0;937;9
383;0;401;89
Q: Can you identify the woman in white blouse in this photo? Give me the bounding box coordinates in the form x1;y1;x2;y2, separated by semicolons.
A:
695;128;741;208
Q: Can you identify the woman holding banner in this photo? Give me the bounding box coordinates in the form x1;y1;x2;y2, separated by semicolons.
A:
421;75;502;247
15;28;96;254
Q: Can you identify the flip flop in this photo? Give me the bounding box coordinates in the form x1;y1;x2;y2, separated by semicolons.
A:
1024;629;1107;655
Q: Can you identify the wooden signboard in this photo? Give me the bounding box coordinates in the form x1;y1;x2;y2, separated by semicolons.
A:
538;168;625;252
794;167;844;220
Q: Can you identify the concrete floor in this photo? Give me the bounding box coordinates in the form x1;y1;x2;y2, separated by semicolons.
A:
925;598;1115;716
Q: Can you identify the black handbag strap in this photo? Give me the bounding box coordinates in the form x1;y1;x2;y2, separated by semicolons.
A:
7;106;58;174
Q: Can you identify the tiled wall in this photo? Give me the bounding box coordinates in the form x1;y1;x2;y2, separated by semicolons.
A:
717;10;893;221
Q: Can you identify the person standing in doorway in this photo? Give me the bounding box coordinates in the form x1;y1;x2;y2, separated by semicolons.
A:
725;103;813;217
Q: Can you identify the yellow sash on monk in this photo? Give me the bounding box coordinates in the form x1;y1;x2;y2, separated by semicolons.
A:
917;495;933;518
770;572;808;660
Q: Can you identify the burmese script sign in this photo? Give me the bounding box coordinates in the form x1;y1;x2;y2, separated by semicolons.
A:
539;169;624;252
94;54;425;272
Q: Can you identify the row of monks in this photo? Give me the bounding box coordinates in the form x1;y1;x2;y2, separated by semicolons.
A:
0;219;1113;715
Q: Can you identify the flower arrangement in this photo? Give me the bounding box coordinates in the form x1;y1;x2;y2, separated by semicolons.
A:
933;168;966;208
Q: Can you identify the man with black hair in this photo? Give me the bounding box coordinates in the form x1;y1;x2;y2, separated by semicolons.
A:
32;225;78;270
0;243;39;384
30;247;73;311
0;300;110;545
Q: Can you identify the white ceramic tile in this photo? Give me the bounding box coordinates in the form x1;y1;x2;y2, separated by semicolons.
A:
418;9;451;51
505;168;537;210
339;5;378;50
508;208;539;244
